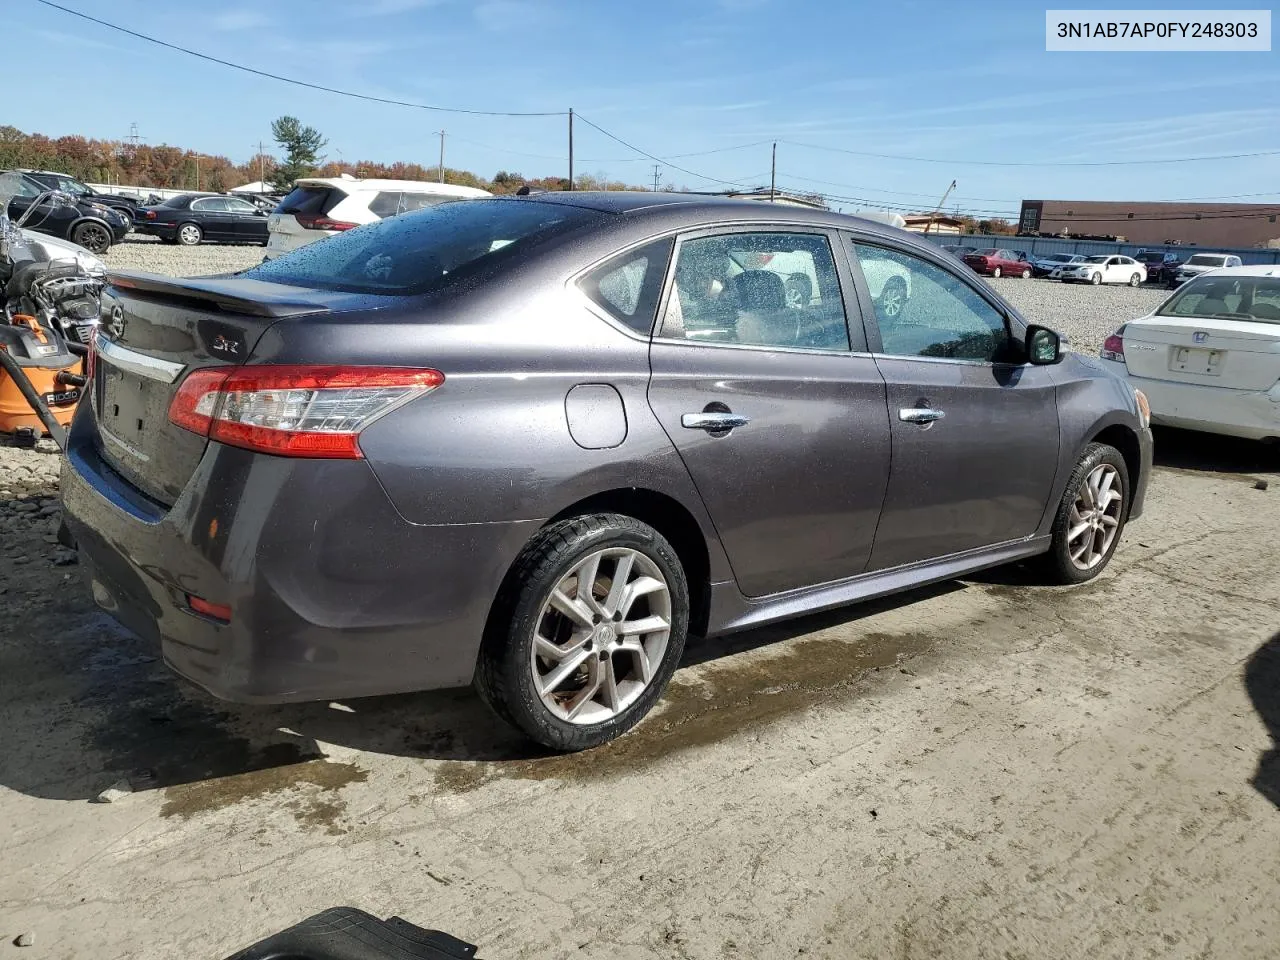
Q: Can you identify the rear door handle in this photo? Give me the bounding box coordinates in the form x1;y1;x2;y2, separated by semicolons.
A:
898;408;945;424
682;412;750;431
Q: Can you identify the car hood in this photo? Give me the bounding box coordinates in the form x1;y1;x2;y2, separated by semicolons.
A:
1177;263;1225;273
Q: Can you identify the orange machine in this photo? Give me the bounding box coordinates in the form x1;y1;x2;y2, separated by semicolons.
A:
0;312;85;441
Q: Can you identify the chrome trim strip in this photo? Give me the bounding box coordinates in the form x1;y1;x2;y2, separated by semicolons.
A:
96;337;185;383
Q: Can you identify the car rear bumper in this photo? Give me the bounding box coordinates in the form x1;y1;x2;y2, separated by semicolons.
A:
135;222;177;240
59;402;541;703
1100;359;1280;441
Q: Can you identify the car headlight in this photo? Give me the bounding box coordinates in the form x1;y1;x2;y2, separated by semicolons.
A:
1134;387;1151;429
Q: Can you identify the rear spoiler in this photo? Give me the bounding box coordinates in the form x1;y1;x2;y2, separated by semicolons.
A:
106;270;333;318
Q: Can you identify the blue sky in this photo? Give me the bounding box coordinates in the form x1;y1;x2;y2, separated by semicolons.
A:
9;0;1280;219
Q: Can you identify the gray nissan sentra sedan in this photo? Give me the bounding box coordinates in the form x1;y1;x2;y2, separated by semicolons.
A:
61;192;1152;751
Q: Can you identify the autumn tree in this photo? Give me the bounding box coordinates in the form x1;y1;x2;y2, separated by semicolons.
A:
269;116;327;192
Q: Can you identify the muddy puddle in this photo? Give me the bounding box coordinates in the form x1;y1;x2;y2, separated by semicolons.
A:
434;629;935;793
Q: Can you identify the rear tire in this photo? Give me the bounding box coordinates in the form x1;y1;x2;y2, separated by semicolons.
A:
475;513;689;752
1038;442;1130;585
991;266;1002;278
177;222;202;246
1129;273;1142;287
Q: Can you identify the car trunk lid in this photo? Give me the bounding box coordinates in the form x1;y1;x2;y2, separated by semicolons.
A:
1122;317;1280;390
92;271;371;505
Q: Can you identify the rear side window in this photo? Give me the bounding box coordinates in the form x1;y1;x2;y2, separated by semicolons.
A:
579;238;673;334
243;198;597;295
276;186;344;216
370;192;462;218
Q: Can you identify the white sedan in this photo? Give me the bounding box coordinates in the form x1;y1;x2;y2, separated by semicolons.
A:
1051;254;1147;286
1098;266;1280;442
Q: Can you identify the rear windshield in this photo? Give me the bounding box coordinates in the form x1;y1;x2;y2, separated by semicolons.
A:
1157;276;1280;325
242;198;597;295
160;195;191;208
276;186;345;216
974;248;999;256
1186;254;1226;266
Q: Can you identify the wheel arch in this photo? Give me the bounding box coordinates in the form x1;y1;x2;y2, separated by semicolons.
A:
1086;422;1142;508
68;215;114;247
542;487;713;635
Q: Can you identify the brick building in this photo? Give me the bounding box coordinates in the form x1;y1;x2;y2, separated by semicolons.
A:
1018;200;1280;247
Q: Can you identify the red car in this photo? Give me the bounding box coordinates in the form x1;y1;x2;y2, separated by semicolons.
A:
962;248;1032;278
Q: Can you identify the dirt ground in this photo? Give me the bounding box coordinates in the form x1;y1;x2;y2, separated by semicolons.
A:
1;428;1278;959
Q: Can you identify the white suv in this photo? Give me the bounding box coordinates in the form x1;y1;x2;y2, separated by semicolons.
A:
264;176;491;259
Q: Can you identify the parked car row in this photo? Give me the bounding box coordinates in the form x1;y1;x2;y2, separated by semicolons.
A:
936;240;1255;290
2;169;495;255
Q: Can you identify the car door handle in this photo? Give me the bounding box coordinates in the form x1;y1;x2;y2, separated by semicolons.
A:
682;412;750;431
898;408;946;424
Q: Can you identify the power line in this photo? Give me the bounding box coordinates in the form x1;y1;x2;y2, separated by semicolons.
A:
446;133;774;165
35;0;565;117
572;113;758;188
781;138;1280;168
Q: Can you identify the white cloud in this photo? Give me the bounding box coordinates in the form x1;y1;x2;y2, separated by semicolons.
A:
212;10;269;31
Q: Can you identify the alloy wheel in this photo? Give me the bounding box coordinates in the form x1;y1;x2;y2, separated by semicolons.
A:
531;547;672;725
179;224;201;245
76;223;110;253
880;280;906;318
1067;464;1123;570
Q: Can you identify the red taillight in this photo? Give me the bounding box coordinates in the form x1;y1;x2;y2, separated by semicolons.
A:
145;210;156;220
294;214;358;231
187;595;231;622
167;365;444;459
1101;328;1126;362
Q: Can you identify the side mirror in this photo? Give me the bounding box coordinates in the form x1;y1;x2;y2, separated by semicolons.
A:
1026;324;1061;365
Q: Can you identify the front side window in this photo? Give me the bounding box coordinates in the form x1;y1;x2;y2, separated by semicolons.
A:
579;237;673;334
225;198;258;214
852;243;1011;363
659;232;849;351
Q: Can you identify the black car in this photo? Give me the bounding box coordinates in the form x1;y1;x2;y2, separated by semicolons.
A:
21;169;148;221
1134;250;1182;285
136;193;270;246
3;171;131;253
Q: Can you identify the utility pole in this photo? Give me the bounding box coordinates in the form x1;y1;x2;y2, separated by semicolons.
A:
652;164;661;192
769;142;777;202
437;130;445;183
924;179;957;235
567;108;574;190
194;154;200;191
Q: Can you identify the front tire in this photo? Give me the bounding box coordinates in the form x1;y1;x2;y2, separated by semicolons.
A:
71;221;112;253
1020;267;1032;279
1090;272;1103;285
177;222;202;246
1039;442;1130;585
475;514;689;752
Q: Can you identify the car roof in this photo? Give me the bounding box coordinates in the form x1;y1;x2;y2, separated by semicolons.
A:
518;190;940;239
1188;264;1280;277
294;177;491;197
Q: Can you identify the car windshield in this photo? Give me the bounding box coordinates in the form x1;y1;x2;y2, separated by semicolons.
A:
243;198;597;295
1157;276;1280;324
1186;255;1226;266
1084;256;1109;263
55;177;91;196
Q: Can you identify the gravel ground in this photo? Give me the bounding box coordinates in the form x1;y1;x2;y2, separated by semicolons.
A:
104;235;266;277
990;277;1169;356
99;240;1169;358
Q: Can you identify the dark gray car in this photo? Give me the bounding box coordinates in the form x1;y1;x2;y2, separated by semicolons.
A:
60;193;1153;751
